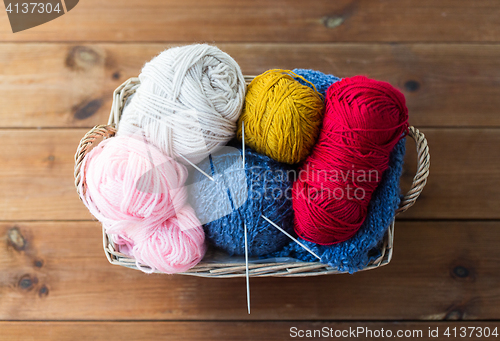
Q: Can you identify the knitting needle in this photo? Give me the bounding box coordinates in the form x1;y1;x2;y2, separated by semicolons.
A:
261;215;321;261
244;223;251;314
242;121;250;314
178;153;215;182
242;121;245;168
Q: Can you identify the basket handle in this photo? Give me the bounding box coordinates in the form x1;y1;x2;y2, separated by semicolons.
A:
396;126;430;214
74;124;117;196
75;78;139;198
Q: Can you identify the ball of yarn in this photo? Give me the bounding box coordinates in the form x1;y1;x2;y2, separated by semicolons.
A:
293;76;409;245
79;135;188;233
79;135;206;273
187;145;295;256
113;206;207;274
118;44;246;165
236;69;324;164
292;68;341;97
273;138;406;273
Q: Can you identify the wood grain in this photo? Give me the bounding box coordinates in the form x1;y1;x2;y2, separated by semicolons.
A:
1;43;500;128
0;0;498;332
1;321;499;340
0;1;499;43
400;128;500;219
0;221;498;320
0;129;91;221
0;128;498;221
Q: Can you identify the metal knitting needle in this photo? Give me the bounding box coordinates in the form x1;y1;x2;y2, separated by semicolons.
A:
244;223;251;314
242;121;245;168
178;153;215;182
261;215;321;260
242;120;250;314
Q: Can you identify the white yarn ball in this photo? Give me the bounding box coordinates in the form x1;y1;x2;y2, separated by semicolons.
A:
118;44;246;165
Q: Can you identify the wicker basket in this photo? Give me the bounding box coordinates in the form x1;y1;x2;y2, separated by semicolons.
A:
75;77;430;278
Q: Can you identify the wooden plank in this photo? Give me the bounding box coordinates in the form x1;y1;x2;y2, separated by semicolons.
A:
0;1;499;43
0;128;498;221
0;221;499;320
1;43;500;128
0;129;92;221
400;128;500;219
1;321;500;340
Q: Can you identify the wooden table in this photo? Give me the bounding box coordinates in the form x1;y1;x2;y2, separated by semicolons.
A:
0;1;499;340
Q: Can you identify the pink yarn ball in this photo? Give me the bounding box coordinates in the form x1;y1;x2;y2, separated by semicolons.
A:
116;206;207;273
79;135;206;273
80;135;188;234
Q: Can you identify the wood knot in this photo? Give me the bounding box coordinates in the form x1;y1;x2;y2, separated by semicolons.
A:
66;46;102;71
39;285;49;298
445;307;464;320
73;98;103;120
112;71;121;80
404;80;420;92
453;266;469;278
7;227;26;251
451;263;474;282
34;258;44;268
18;274;38;291
322;16;344;29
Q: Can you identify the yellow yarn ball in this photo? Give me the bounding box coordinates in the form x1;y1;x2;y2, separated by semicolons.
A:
237;69;324;164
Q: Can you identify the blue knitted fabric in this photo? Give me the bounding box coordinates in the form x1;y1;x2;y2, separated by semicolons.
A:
187;145;295;257
271;139;405;273
292;68;341;97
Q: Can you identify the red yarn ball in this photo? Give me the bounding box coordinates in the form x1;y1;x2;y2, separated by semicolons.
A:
293;76;408;245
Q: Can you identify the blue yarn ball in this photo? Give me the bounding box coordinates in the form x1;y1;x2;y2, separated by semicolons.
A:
187;145;295;256
292;68;341;97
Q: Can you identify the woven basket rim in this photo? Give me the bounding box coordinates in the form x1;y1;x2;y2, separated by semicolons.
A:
74;77;430;277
